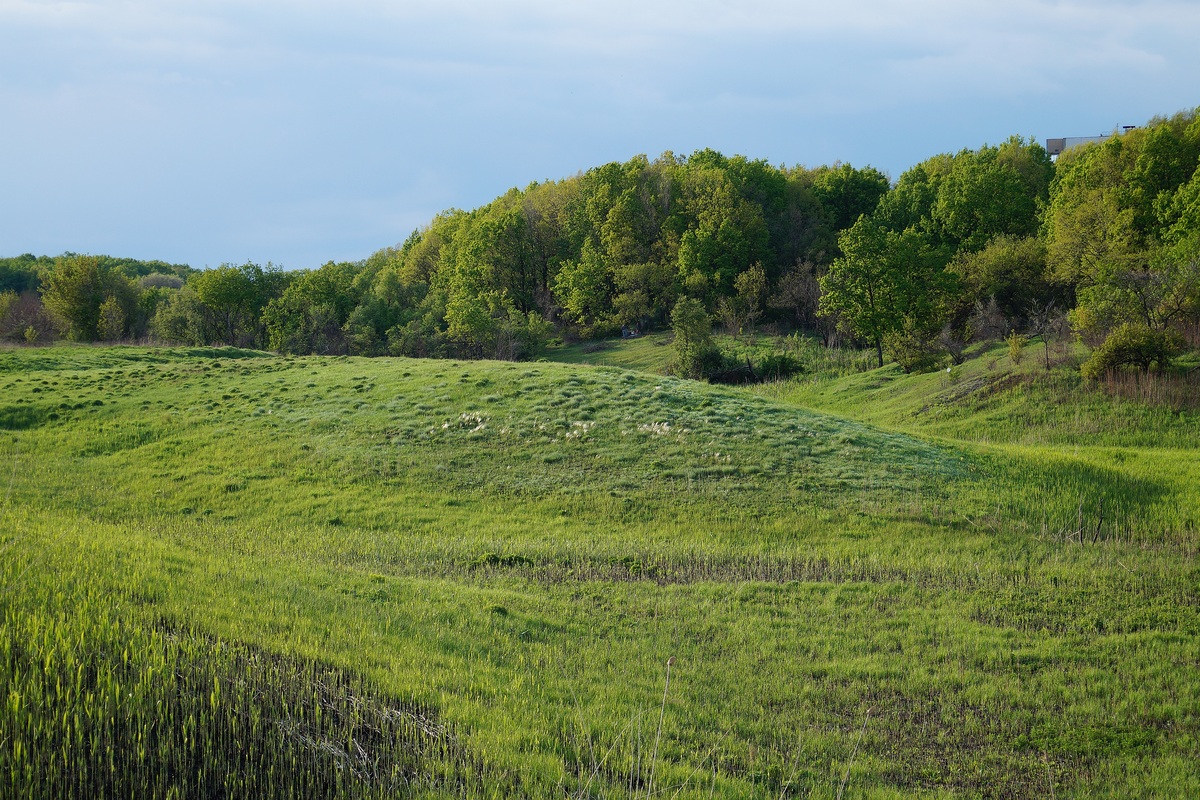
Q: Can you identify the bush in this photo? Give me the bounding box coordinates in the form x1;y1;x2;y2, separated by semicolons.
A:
938;325;969;365
688;345;731;381
1081;323;1185;379
885;328;945;373
756;352;804;380
967;296;1009;342
1006;332;1028;365
705;350;806;385
670;297;718;379
0;291;57;343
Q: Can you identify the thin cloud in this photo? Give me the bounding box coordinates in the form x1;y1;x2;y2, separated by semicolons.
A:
1;0;1197;266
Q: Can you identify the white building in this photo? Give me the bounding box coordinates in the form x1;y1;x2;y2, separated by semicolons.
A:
1045;126;1136;157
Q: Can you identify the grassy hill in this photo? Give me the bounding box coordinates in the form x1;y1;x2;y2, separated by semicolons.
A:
2;344;1198;797
753;339;1200;446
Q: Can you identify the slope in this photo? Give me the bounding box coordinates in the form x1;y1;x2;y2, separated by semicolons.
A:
2;344;1197;798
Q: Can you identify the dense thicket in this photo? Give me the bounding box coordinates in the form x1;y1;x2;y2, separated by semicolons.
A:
6;108;1198;377
0;254;193;344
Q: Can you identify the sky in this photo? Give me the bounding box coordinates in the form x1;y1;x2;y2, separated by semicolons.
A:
2;0;1198;270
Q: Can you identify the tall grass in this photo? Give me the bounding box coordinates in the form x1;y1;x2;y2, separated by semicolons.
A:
0;546;489;799
1098;367;1200;411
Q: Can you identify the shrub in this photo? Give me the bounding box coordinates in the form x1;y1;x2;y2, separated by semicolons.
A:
967;296;1009;342
885;328;945;373
938;325;968;365
0;291;57;343
471;552;535;569
670;297;720;379
1080;323;1185;379
689;346;733;381
1006;332;1028;365
756;352;804;381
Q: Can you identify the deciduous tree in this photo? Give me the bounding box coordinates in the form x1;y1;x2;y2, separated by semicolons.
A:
41;255;136;341
819;219;954;368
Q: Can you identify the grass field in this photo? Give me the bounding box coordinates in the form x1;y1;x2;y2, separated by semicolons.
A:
2;343;1198;797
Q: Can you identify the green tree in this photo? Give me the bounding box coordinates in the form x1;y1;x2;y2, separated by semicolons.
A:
1080;322;1185;378
611;260;676;328
41;255;137;341
1045;188;1141;286
717;263;769;336
818;219;893;367
1044;113;1200;289
768;260;823;331
150;287;209;345
97;296;126;341
521;179;578;310
773;172;833;272
0;291;16;341
190;265;256;345
733;263;768;333
948;234;1051;323
675;164;768;302
1158;161;1200;243
810;163;890;232
932;138;1052;252
1070;235;1200;343
133;285;177;340
263;262;362;355
552;240;613;334
819;219;954;368
670;296;720;379
0;254;45;294
189;262;285;347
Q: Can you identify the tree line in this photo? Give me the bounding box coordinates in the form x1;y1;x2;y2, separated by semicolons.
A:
4;107;1198;378
0;254;193;345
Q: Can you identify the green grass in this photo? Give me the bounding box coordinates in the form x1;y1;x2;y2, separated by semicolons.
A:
548;331;679;372
2;343;1198;797
751;339;1200;448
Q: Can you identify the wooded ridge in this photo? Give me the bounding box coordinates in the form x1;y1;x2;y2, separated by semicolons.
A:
5;108;1198;379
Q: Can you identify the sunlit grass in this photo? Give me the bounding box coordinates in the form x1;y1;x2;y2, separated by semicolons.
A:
752;339;1200;449
2;343;1198;797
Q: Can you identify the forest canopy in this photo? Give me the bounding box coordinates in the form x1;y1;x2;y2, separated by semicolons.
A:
5;108;1199;378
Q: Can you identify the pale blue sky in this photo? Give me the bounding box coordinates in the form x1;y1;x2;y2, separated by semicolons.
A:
2;0;1197;269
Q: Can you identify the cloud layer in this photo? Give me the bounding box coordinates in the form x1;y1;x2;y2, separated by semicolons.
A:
2;0;1197;267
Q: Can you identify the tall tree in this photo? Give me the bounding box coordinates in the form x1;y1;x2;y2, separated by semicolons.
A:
552;239;612;334
819;218;954;368
932;137;1052;252
948;234;1052;323
189;262;285;347
41;254;137;341
819;219;894;367
262;261;363;354
810;163;891;232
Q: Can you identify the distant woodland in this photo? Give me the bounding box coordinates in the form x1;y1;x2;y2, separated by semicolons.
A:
4;107;1198;379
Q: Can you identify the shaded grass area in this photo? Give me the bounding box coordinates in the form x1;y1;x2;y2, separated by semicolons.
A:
547;332;678;372
2;344;1199;797
548;331;876;383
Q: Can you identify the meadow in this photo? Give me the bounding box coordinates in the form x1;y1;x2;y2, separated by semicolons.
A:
1;341;1197;798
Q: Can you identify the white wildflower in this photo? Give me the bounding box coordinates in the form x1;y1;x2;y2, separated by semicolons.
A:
565;420;596;439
